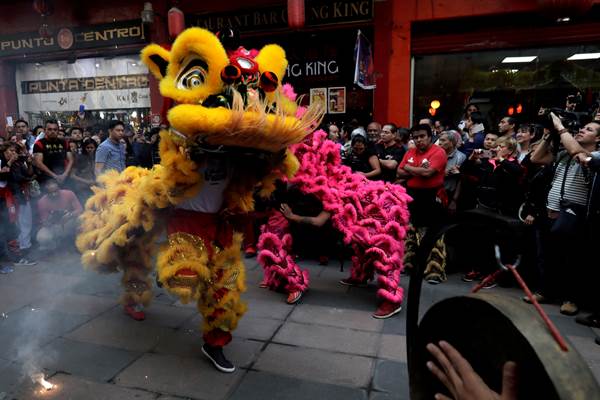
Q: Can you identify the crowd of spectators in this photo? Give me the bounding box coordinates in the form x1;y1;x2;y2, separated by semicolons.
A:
2;96;599;331
292;97;600;329
0;118;161;273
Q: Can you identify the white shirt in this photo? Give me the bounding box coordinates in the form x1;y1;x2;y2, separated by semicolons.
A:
176;156;232;213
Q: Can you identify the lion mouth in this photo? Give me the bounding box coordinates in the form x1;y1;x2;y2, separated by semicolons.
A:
167;268;200;288
167;88;323;153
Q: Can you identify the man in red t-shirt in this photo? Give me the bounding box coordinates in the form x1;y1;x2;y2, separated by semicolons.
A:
397;124;448;284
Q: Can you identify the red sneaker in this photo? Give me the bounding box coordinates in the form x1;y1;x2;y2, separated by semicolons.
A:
259;279;269;289
373;301;402;319
124;304;146;321
286;290;303;304
244;246;257;258
462;271;481;282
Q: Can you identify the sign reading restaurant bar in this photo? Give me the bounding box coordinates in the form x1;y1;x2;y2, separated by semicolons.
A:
0;20;146;57
187;0;373;33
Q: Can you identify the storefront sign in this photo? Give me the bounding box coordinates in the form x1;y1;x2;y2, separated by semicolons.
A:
16;56;150;113
287;60;339;78
0;20;146;57
21;74;149;94
188;0;373;33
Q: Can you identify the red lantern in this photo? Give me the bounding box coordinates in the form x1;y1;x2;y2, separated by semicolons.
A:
168;7;185;40
288;0;305;29
428;107;437;116
508;107;515;116
516;104;523;114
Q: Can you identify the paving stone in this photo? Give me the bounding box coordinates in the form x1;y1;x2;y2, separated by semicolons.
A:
65;314;173;353
372;360;409;397
243;298;293;320
300;284;379;312
369;390;409;400
181;313;282;343
382;312;407;335
378;335;407;363
29;293;117;316
0;285;44;314
153;291;179;305
102;302;197;329
154;329;262;368
69;273;122;297
274;321;379;357
241;283;282;302
157;396;194;400
588;359;600;383
0;308;90;361
551;315;595;338
7;372;157;400
230;370;368;400
234;315;283;341
290;304;384;332
254;343;374;388
115;353;243;399
0;361;28;394
567;335;600;363
39;337;141;382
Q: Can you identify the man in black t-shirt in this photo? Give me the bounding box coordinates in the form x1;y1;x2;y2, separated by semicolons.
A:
375;123;405;182
33;120;74;184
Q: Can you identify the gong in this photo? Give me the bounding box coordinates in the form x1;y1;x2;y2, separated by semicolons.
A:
406;210;600;400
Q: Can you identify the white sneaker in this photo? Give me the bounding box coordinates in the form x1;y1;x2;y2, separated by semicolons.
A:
13;258;37;266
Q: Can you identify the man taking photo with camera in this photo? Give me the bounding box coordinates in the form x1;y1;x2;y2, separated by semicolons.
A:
528;111;600;316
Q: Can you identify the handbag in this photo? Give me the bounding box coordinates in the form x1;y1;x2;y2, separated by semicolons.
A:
550;157;588;236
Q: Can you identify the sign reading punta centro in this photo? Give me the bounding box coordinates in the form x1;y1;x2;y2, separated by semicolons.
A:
188;0;373;33
0;20;146;57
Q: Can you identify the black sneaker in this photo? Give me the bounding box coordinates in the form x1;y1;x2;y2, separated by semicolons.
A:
425;274;443;285
202;344;235;373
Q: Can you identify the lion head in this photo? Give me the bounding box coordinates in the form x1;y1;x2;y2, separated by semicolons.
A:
140;27;323;154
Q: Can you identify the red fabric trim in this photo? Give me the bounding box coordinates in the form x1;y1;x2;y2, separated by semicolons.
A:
203;328;232;347
0;187;17;223
167;209;234;257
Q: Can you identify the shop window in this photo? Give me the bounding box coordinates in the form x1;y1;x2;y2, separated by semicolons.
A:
412;44;600;130
15;55;151;133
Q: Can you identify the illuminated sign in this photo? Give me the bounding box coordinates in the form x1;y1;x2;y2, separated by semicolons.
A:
0;20;146;57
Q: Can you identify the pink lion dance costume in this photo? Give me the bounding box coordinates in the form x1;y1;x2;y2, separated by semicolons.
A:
257;110;411;317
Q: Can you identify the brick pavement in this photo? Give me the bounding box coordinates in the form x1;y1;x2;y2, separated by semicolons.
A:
0;251;598;399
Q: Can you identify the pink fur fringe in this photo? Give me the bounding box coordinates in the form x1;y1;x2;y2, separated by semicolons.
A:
257;130;411;304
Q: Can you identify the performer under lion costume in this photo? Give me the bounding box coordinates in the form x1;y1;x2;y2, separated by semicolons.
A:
257;129;411;317
76;27;322;373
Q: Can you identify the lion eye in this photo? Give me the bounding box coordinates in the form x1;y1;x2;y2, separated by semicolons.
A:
176;56;209;90
178;68;206;89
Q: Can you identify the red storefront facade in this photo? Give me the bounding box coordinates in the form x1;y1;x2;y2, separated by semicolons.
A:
1;0;599;133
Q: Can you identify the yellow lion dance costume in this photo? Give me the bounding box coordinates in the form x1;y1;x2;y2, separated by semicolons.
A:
76;27;322;372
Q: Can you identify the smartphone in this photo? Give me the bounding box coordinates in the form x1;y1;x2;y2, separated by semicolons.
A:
481;149;493;158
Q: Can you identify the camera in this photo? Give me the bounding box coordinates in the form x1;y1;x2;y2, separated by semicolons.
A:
475;149;494;158
538;107;580;132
